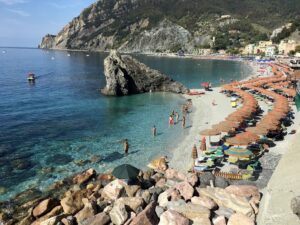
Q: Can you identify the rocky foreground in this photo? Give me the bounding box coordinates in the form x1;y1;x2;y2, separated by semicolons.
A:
1;159;261;225
101;51;189;96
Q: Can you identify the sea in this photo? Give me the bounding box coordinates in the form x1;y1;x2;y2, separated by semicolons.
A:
0;48;251;201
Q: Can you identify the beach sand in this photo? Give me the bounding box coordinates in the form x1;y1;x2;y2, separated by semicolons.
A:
169;87;236;172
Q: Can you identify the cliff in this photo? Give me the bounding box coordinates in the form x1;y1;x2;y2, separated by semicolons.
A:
101;50;189;96
39;0;300;53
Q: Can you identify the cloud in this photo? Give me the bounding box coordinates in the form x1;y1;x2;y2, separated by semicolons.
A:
0;0;27;5
7;9;30;17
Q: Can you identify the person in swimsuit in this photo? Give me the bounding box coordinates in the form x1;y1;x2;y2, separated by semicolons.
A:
152;125;157;136
124;139;129;155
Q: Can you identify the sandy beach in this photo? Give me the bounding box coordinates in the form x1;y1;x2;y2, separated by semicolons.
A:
169;87;236;172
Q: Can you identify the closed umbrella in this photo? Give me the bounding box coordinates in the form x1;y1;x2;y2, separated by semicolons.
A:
112;164;140;180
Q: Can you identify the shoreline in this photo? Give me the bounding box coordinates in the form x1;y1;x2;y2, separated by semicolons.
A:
169;59;260;173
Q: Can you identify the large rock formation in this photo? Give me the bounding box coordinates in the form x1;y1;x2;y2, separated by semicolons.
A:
101;51;189;96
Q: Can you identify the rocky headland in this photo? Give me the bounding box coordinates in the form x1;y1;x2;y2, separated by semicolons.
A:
101;50;189;96
38;0;299;53
0;158;261;225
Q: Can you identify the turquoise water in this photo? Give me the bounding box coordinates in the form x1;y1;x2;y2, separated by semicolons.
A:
0;48;251;201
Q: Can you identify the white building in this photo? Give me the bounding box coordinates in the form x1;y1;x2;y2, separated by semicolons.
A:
265;46;277;57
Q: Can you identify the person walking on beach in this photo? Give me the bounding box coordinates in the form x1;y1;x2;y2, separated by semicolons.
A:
175;112;179;124
182;115;186;128
169;115;174;126
152;125;157;136
124;139;129;155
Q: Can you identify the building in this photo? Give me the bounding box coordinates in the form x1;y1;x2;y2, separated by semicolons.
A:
278;40;298;55
243;44;256;55
265;45;277;57
253;41;273;54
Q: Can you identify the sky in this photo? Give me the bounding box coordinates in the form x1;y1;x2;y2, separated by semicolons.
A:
0;0;96;47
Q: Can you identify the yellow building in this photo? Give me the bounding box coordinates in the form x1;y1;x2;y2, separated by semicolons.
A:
278;40;298;55
254;41;273;54
243;44;256;55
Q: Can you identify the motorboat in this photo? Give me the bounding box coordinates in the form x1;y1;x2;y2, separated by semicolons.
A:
27;73;36;82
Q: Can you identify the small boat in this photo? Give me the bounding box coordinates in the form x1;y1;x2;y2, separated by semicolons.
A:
2;50;6;54
86;54;90;57
27;73;36;82
67;53;71;57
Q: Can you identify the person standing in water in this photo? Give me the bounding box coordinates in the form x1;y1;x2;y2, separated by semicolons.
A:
124;139;129;155
182;115;186;128
152;125;157;136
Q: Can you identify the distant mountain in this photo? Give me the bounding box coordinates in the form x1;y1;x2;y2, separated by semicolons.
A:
39;0;300;53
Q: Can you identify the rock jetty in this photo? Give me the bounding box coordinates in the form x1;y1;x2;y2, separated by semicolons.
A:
0;158;261;225
101;50;189;96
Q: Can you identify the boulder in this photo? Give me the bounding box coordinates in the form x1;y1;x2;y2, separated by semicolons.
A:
32;198;59;218
225;185;260;202
151;173;163;182
158;189;173;207
225;185;260;214
175;181;194;201
80;212;111;225
75;198;97;224
129;201;159;225
168;202;210;222
192;217;212;225
212;216;226;225
61;216;76;225
102;179;125;200
125;185;140;197
109;202;128;225
141;190;151;204
31;206;63;225
191;196;217;210
158;209;190;225
198;187;254;219
199;172;215;187
73;168;96;185
291;196;300;219
101;51;189;96
186;173;198;187
165;169;179;180
170;189;181;201
60;190;87;214
227;213;254;225
155;178;167;188
166;200;186;210
214;207;235;219
155;206;164;218
40;215;66;225
115;197;144;213
214;177;229;189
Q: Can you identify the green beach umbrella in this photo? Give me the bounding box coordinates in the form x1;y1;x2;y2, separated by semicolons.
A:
112;164;140;180
224;147;253;159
